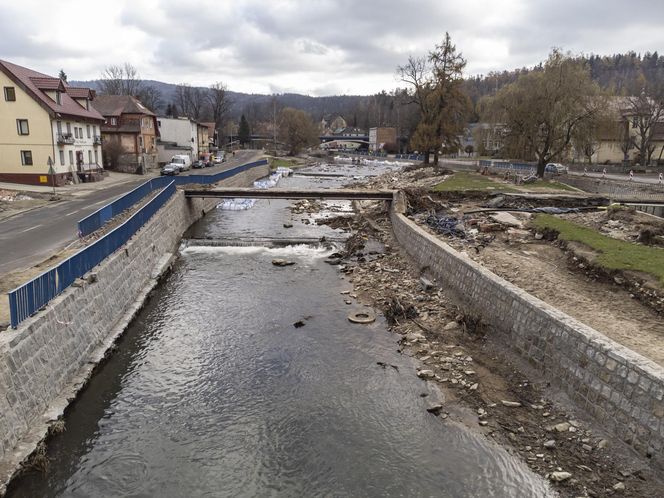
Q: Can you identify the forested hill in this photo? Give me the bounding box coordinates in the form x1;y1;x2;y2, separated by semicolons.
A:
464;52;664;107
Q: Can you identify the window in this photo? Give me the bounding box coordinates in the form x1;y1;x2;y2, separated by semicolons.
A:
66;122;71;135
56;121;62;134
20;150;33;166
79;127;83;138
16;119;29;135
93;125;97;135
86;125;90;138
55;91;61;105
59;150;65;165
109;117;117;126
4;86;16;101
88;150;92;164
74;128;79;139
68;150;73;166
94;150;98;164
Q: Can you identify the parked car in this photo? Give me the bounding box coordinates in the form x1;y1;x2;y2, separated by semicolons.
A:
160;164;180;176
192;160;205;169
170;155;191;171
545;163;568;175
213;153;224;164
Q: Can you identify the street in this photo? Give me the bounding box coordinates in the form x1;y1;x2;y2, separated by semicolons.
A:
0;150;261;276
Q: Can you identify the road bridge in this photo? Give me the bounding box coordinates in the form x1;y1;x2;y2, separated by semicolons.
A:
184;188;394;201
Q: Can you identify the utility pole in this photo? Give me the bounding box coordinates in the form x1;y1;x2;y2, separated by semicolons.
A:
273;98;277;156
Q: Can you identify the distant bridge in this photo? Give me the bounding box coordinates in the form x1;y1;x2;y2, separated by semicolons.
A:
184;188;394;201
222;134;369;145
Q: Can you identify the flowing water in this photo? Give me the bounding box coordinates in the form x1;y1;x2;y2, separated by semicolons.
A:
7;161;554;497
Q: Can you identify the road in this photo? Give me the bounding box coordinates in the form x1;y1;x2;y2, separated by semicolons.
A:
0;150;261;275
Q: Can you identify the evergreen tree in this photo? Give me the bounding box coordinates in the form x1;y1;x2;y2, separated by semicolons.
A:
58;69;67;82
238;114;251;146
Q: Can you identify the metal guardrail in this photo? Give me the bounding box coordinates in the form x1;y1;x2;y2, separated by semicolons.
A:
78;159;268;237
479;159;535;171
10;159;268;329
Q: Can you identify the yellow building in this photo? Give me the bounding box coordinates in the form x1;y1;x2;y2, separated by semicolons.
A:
0;59;104;185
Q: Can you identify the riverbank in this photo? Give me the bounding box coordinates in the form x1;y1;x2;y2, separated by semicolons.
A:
321;203;663;497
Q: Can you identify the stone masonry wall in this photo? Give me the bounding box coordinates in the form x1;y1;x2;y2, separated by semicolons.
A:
0;163;269;491
561;176;664;200
390;208;664;469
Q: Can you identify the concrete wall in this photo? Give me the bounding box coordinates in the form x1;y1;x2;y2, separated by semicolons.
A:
0;162;269;492
390;208;664;469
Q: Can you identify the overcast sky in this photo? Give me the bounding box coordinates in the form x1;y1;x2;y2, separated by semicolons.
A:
1;0;663;96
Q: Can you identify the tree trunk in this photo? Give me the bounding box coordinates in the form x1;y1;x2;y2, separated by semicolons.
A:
536;158;546;178
433;150;439;166
423;152;430;164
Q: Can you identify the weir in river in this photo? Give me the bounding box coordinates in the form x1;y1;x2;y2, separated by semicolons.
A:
6;160;554;497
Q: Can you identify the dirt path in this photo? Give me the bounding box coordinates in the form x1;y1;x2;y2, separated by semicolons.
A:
464;240;664;366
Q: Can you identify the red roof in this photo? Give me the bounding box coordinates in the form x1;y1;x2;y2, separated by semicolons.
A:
92;95;156;117
66;86;94;99
0;59;103;122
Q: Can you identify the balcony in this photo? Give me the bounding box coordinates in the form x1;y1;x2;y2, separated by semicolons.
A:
93;135;102;145
57;133;74;145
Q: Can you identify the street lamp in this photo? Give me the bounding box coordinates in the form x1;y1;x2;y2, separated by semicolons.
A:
47;156;56;196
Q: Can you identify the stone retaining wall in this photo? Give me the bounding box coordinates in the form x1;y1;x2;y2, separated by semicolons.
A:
0;163;269;491
560;176;664;200
390;208;664;469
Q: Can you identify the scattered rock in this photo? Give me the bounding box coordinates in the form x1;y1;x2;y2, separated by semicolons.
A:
543;440;556;449
293;320;305;328
549;471;572;482
613;482;625;492
417;370;435;379
501;400;522;408
272;258;295;266
552;422;571;433
283;223;293;228
419;277;435;291
426;404;444;415
534;232;544;240
443;321;459;331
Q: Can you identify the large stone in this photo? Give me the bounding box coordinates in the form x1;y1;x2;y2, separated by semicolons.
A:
549;471;572;482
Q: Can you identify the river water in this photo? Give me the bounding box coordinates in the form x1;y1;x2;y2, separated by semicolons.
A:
7;161;554;497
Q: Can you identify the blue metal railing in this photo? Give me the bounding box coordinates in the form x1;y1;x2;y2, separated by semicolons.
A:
10;158;268;328
9;181;176;328
78;159;268;236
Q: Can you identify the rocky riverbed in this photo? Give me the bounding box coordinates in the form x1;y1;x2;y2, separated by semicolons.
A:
321;199;663;498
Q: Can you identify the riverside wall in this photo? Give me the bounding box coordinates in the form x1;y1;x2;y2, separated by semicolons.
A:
560;176;664;200
390;207;664;469
0;163;269;491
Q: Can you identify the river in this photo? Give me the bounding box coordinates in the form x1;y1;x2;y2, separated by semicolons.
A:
6;159;554;497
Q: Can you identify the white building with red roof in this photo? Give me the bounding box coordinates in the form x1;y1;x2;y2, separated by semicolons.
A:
0;59;104;186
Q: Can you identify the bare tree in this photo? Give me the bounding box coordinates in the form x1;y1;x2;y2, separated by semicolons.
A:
175;83;205;120
99;63;143;96
278;108;319;155
625;92;664;166
208;82;232;132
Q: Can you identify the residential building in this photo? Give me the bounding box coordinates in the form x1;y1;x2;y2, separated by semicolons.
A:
92;95;159;173
369;127;397;152
339;127;366;137
591;97;664;165
156;117;199;164
0;59;104;185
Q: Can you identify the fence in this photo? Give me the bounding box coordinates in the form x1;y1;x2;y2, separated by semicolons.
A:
78;159;268;237
479;159;536;172
10;159;268;328
395;154;425;161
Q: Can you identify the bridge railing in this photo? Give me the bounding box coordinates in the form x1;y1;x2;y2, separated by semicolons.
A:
78;159;268;237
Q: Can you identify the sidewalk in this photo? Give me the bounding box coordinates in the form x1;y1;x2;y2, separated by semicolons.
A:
0;171;157;197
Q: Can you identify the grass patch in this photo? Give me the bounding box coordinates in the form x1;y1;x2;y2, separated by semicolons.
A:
269;157;300;169
433;172;517;192
533;214;664;284
521;180;578;192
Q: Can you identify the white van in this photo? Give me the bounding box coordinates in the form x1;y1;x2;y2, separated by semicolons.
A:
170;154;191;172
